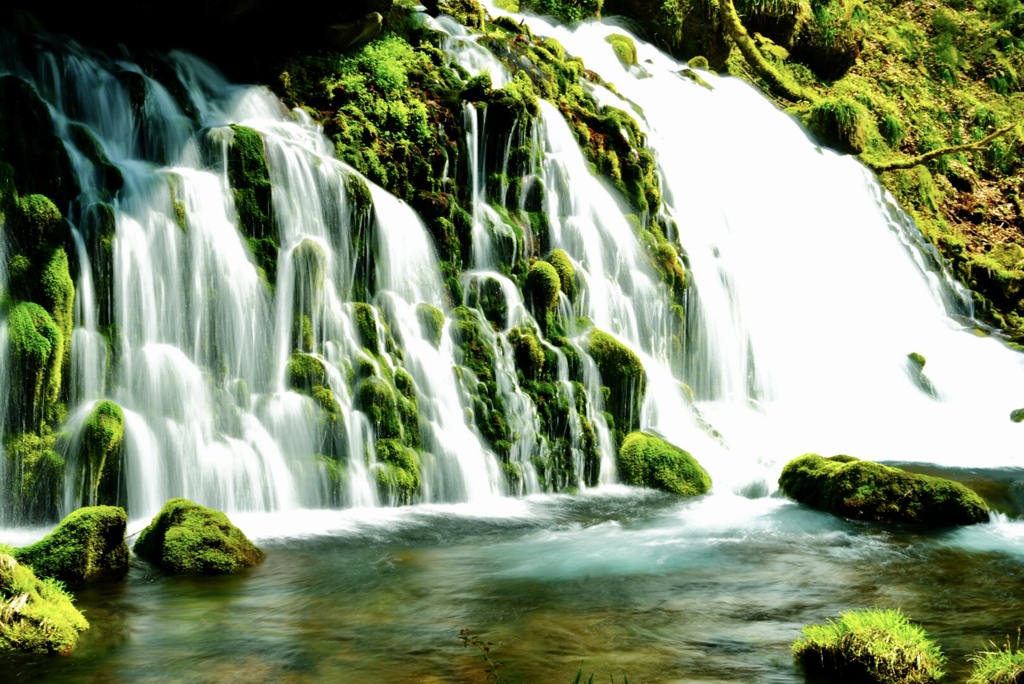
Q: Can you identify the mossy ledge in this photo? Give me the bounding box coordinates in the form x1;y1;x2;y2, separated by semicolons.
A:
133;498;265;574
618;431;711;496
13;506;129;584
0;547;89;654
792;607;946;684
585;329;646;440
778;454;989;526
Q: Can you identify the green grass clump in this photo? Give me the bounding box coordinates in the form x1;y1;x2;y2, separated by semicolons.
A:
968;632;1024;684
793;608;945;684
618;431;711;496
0;548;89;654
133;498;265;574
14;506;128;584
779;453;990;525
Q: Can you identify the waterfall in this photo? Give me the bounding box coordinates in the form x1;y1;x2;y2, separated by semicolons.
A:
1;3;1023;528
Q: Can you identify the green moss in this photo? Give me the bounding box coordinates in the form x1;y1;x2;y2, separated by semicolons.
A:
804;96;869;154
353;302;381;352
525;260;561;316
14;195;66;255
80;401;126;507
2;432;64;522
7;302;63;431
374;438;421;503
0;549;89;654
586;329;646;435
13;506;128;584
606;33;638;67
1011;408;1024;423
905;352;936;397
778;453;990;525
509;326;547;380
618;431;711;496
547;249;576;300
133;498;265;574
521;0;603;24
226;125;277;284
356;376;403;440
40;247;75;373
286;353;327;393
423;0;485;28
793;608;945;684
411;304;442;350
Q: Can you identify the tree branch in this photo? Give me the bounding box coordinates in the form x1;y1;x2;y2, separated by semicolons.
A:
862;122;1019;172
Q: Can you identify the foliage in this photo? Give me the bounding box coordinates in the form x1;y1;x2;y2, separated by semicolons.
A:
778;453;990;525
586;329;646;438
792;608;945;684
968;630;1024;684
80;401;126;507
14;506;128;584
133;498;265;574
0;549;89;654
225;124;276;285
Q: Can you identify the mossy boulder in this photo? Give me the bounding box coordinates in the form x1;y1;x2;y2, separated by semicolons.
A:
606;33;638;67
0;548;89;654
422;0;484;28
2;432;64;522
80;401;126;507
548;249;576;300
7;301;63;432
778;454;990;526
416;303;445;348
356;376;403;440
792;608;945;684
905;352;936;397
286;352;327;393
586;329;646;435
374;438;421;503
789;0;861;81
525;260;561;315
353;302;380;351
618;431;711;496
133;498;265;574
13;506;128;584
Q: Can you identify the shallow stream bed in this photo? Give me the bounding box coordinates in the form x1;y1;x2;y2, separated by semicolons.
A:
3;488;1023;683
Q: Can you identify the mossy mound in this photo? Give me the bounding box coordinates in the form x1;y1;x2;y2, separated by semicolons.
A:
422;0;484;28
13;506;128;584
2;432;64;522
803;95;869;155
286;352;327;393
792;608;945;684
133;499;265;574
7;301;64;432
586;329;646;437
374;438;421;503
416;303;445;347
80;401;126;507
618;431;711;496
778;454;990;526
356;376;403;440
0;549;89;654
525;260;561;314
788;0;862;81
547;249;576;300
606;33;638;67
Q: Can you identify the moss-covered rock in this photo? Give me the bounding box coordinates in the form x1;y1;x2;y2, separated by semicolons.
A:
778;454;990;526
525;259;561;315
618;431;711;496
7;302;63;432
374;438;421;503
606;33;638;67
2;432;64;523
353;302;380;351
286;352;327;393
226;124;277;285
80;401;126;507
355;376;403;440
803;95;869;155
13;506;128;584
0;548;89;654
521;0;603;24
586;329;646;436
39;247;75;374
547;248;576;300
133;498;265;574
417;303;445;348
422;0;484;28
905;352;936;397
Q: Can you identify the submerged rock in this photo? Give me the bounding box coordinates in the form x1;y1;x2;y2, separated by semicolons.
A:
14;506;129;584
0;548;89;654
778;454;989;526
133;499;265;574
618;431;711;496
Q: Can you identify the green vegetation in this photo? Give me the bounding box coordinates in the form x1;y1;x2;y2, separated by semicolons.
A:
585;329;646;439
525;259;561;317
605;33;638;67
133;498;266;574
287;352;328;392
0;547;89;654
2;432;63;522
80;401;126;507
778;453;990;525
374;438;421;503
7;302;64;431
225;124;277;285
14;506;128;584
968;632;1024;684
906;352;936;397
793;608;945;684
547;249;576;300
417;303;446;347
617;431;711;496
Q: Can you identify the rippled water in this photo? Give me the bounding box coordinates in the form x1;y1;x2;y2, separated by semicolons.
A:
4;488;1024;682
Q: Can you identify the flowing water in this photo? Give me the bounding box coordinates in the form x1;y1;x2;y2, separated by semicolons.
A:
2;5;1024;681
